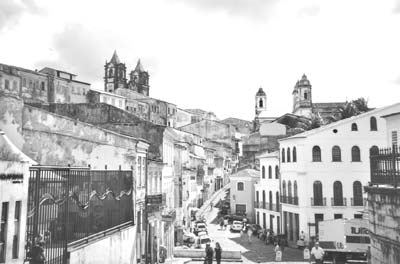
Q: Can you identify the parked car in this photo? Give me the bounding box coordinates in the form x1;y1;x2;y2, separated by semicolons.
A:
225;214;246;224
230;221;244;232
194;222;207;235
183;230;196;247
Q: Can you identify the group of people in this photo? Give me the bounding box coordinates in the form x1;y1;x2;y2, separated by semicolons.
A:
240;224;254;243
218;217;229;230
204;242;222;264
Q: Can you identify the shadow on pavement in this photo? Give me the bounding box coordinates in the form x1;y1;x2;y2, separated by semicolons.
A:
228;236;304;262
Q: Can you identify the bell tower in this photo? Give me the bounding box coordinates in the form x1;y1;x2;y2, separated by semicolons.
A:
104;51;127;93
128;59;150;96
292;74;312;117
255;87;267;117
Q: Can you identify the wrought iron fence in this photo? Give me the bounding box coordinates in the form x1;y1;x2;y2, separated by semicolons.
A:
25;165;134;264
370;145;400;186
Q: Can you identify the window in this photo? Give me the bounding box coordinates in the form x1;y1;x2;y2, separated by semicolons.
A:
287;147;291;162
237;182;244;191
256;191;259;204
370;117;377;131
12;201;21;259
275;165;279;179
109;68;113;76
351;123;358;131
354;214;363;219
269;191;273;210
392;131;398;146
12;81;17;91
333;181;343;206
138;156;142;186
332;146;341;162
276;192;280;211
334;214;343;219
294;181;298;198
304;92;308;99
262;190;266;208
0;202;9;263
41;82;45;91
268;166;272;179
282;181;286;197
288;181;292;198
353;181;363;206
256;212;260;225
351;146;361;162
281;149;285;163
4;79;9;90
262;166;265;179
313;181;323;205
259;99;263;108
312;146;321;162
292;147;297;162
22;78;26;87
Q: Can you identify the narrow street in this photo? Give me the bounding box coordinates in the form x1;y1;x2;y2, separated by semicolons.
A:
195;206;306;264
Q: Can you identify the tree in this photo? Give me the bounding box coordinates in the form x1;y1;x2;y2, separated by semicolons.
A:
352;97;370;114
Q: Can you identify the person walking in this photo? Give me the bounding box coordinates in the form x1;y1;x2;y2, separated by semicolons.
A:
28;241;46;264
311;242;325;264
223;218;228;230
247;226;253;243
215;242;222;264
205;242;214;264
274;243;282;262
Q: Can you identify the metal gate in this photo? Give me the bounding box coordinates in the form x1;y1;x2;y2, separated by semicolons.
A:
25;165;134;264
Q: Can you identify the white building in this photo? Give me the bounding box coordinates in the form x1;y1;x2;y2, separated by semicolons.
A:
254;151;281;233
278;103;400;243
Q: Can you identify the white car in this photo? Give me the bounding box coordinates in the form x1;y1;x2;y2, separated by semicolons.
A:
230;221;243;232
194;223;207;235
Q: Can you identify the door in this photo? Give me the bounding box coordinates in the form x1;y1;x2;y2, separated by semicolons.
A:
314;214;324;237
235;204;246;216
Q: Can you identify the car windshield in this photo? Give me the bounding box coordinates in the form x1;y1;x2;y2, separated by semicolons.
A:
197;224;206;228
200;237;211;243
233;221;242;225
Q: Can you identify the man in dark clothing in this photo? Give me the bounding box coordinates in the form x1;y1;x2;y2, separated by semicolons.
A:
205;242;214;264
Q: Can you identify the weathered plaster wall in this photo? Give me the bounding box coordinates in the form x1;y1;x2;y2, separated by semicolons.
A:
366;187;400;264
69;225;137;264
180;120;236;145
0;95;25;150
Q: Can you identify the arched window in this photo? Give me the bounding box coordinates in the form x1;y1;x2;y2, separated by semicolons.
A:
259;99;263;108
304;92;308;99
333;181;343;206
351;123;358;131
370;117;377;131
4;79;9;90
287;147;291;162
313;181;323;206
352;146;361;162
276;192;280;211
332;146;341;162
256;191;259;204
294;181;298;198
282;180;286;197
293;147;297;162
269;191;273;210
370;145;379;171
288;181;292;198
312;146;321;162
108;68;113;76
262;190;266;208
268;166;272;179
370;145;379;155
281;149;285;163
275;165;279;179
353;181;363;206
262;166;265;179
237;182;244;191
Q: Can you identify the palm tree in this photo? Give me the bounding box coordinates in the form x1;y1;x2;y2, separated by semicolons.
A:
352;97;370;114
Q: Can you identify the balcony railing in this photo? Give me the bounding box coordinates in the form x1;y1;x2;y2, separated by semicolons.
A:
351;197;366;206
280;195;299;205
331;197;347;206
370;145;400;186
311;197;327;206
254;201;279;212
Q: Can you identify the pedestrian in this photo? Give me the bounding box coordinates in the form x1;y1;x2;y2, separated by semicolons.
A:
300;230;305;241
28;241;46;264
274;243;282;262
215;242;222;264
223;218;228;230
210;202;213;210
205;242;214;264
247;226;253;243
240;225;246;241
311;242;325;264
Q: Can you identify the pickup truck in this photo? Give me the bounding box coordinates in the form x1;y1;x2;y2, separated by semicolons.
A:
318;218;369;262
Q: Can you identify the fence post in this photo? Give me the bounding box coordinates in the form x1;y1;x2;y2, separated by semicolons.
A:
32;168;41;244
64;164;71;263
86;164;91;238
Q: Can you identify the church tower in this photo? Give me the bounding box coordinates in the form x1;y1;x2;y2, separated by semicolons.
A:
104;51;127;93
128;59;150;96
255;87;267;117
292;74;312;117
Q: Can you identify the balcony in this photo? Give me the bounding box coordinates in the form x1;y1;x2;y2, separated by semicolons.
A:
254;201;279;212
311;197;326;206
351;197;366;207
331;197;347;206
280;195;299;205
370;145;400;186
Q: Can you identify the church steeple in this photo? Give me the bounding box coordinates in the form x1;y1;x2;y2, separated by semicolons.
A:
292;73;312;117
128;59;150;96
255;87;267;116
104;50;127;93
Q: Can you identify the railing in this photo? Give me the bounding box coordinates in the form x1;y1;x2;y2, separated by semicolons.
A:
370;145;400;186
331;197;347;206
25;165;134;264
254;202;279;212
351;197;366;206
281;195;299;205
311;197;326;206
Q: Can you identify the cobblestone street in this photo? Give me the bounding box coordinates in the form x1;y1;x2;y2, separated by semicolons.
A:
194;207;306;264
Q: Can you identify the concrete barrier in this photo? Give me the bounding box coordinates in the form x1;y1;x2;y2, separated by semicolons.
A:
173;248;241;261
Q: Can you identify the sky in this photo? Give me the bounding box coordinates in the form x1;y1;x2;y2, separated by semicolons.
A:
1;0;400;121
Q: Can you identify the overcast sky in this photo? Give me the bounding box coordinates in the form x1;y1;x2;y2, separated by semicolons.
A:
1;0;400;120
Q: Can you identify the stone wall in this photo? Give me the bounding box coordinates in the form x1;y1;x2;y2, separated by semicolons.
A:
365;186;400;264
